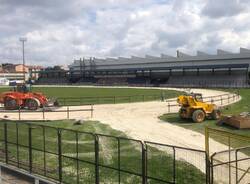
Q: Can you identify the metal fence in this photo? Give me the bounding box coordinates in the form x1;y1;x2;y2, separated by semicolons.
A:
0;105;94;121
57;91;240;107
205;127;250;184
210;147;250;184
165;92;240;113
0;121;208;184
57;94;168;106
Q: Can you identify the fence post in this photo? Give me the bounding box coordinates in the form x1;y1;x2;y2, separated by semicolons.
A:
168;103;170;113
161;92;164;102
205;153;210;184
91;105;93;118
42;107;45;120
95;136;99;184
211;156;214;184
173;147;176;183
4;123;8;164
16;124;20;168
228;137;231;184
67;106;69;119
220;96;223;105
117;138;121;183
228;94;230;104
58;129;62;183
18;107;21;120
28;125;33;173
142;144;146;184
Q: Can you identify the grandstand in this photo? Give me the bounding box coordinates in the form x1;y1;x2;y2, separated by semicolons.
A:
34;48;250;88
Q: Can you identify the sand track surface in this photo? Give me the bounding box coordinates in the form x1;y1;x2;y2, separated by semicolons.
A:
0;88;240;153
1;87;248;183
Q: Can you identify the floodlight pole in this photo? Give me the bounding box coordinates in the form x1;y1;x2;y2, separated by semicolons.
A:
19;37;27;82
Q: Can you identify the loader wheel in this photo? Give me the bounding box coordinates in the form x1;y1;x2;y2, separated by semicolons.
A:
211;109;221;120
192;110;205;123
4;98;18;110
25;99;39;110
179;109;186;119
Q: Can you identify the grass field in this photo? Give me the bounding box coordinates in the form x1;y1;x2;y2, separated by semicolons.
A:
159;89;250;148
0;86;181;105
0;120;206;184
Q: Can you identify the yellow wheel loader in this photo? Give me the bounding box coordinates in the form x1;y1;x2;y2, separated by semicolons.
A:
177;93;221;123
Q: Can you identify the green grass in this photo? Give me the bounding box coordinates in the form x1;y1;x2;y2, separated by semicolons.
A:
159;89;250;148
0;86;181;105
0;120;206;184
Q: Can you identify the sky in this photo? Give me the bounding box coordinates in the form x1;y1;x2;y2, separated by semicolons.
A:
0;0;250;66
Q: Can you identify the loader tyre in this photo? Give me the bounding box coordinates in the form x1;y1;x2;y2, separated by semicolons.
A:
192;110;205;123
179;109;186;119
4;97;18;110
25;98;40;110
211;109;221;120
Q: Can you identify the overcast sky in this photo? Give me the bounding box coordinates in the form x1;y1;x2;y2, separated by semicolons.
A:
0;0;250;66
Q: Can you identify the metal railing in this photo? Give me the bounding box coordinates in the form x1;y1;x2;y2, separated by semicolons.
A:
0;105;94;120
205;127;250;184
210;147;250;184
165;92;240;113
0;122;208;184
56;93;169;106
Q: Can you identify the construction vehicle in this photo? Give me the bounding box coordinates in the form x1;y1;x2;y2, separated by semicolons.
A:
0;84;58;110
177;93;221;123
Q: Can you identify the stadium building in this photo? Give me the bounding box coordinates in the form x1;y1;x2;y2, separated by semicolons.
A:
36;48;250;88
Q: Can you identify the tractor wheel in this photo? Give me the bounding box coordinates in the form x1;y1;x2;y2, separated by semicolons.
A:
25;98;40;110
211;109;221;120
4;98;18;110
192;110;205;123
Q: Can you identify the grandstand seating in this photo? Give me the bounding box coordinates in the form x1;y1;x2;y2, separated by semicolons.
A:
127;77;148;86
96;78;128;86
163;73;248;88
36;77;69;85
76;77;98;85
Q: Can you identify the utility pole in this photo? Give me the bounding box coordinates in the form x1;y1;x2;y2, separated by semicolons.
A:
19;37;27;82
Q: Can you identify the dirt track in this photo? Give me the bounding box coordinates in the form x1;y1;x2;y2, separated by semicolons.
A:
0;88;240;153
1;87;248;182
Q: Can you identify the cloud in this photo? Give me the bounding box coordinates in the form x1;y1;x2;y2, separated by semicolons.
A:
0;0;250;66
202;0;247;18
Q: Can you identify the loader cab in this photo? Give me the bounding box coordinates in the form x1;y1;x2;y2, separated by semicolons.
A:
14;84;31;93
191;93;203;102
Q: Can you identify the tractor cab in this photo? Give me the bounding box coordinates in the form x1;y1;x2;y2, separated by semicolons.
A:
13;84;31;93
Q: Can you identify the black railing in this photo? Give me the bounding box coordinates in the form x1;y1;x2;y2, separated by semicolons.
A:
56;94;167;106
210;147;250;184
0;122;208;184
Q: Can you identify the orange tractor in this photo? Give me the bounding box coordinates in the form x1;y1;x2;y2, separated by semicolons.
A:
0;84;58;110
